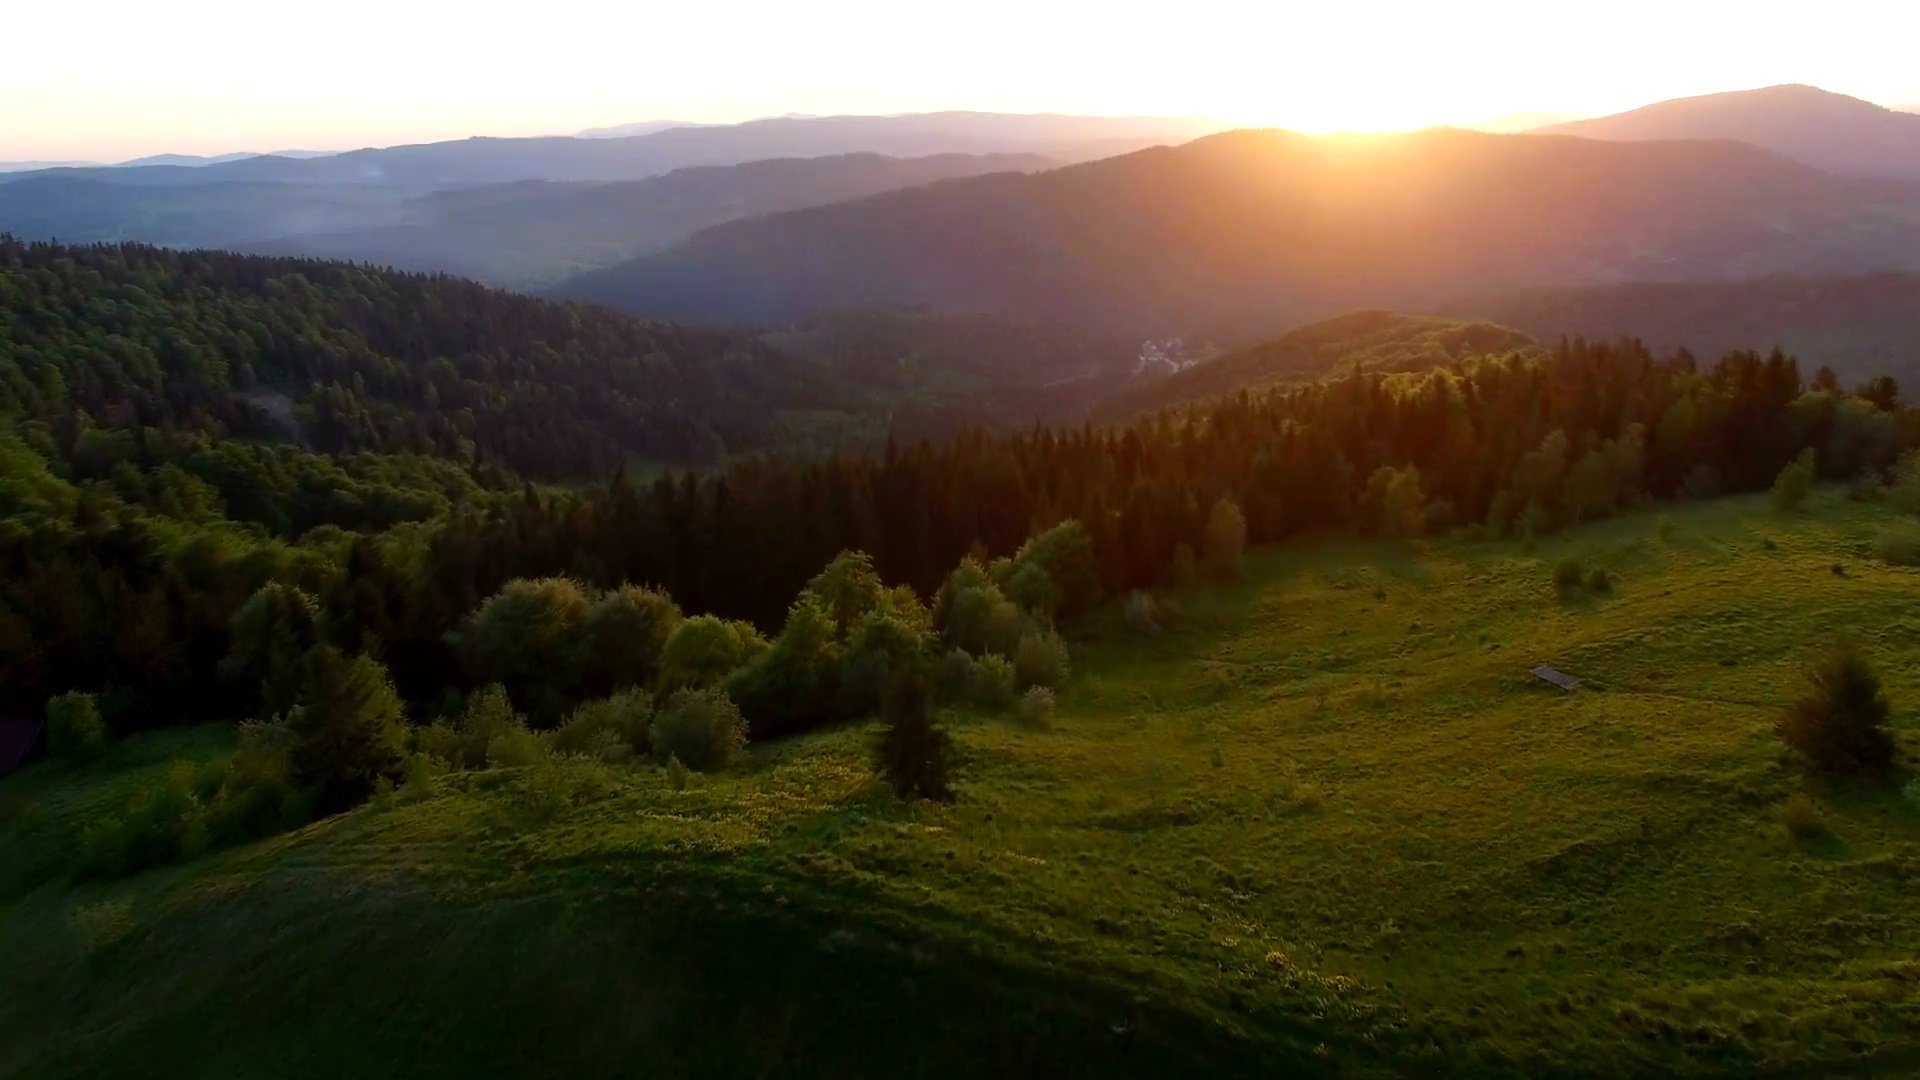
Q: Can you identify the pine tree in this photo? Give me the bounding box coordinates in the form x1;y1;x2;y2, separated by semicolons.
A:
1778;644;1896;775
874;669;954;801
286;645;409;811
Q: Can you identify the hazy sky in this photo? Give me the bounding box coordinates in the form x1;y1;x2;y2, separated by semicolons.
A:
7;0;1918;160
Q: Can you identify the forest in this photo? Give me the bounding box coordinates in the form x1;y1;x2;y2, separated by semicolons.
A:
5;240;1913;841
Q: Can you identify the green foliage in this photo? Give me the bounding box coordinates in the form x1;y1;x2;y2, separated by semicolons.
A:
726;597;844;738
47;691;107;761
1772;448;1817;512
840;605;934;716
1552;558;1586;596
934;648;979;703
874;670;953;801
552;690;653;762
284;645;409;811
1777;644;1896;775
801;551;889;639
1123;591;1162;636
449;577;594;725
1002;521;1101;617
578;586;681;699
1875;526;1920;567
1586;568;1613;594
649;688;747;772
971;654;1018;711
1779;793;1831;842
219;583;323;717
1892;451;1920;513
655;615;769;696
1012;629;1071;691
1017;686;1055;729
1204;498;1249;574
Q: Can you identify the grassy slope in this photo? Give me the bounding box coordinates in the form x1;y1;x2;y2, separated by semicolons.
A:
7;493;1920;1076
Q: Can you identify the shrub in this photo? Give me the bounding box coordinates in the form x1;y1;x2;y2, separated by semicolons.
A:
1013;629;1071;691
47;691;107;761
840;607;934;715
1552;558;1585;596
284;645;409;812
801;551;887;639
449;577;594;725
972;654;1018;711
649;688;747;772
206;720;310;844
1003;521;1101;617
655;615;768;695
1017;686;1055;729
1891;450;1920;513
874;671;953;801
934;648;978;703
1780;793;1830;842
664;754;690;791
1771;448;1817;512
1003;562;1060;617
1586;568;1613;594
440;684;528;769
1204;498;1248;578
1876;527;1920;567
218;583;322;716
578;585;681;698
1777;644;1896;775
726;596;842;738
1123;591;1162;636
552;690;653;760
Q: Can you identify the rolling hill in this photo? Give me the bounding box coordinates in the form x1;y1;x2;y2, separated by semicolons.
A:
555;127;1920;340
1536;84;1920;180
241;153;1049;287
1457;273;1920;385
1;154;1048;287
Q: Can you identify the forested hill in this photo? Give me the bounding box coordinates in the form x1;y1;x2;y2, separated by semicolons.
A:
1093;312;1541;419
553;127;1920;338
1457;273;1920;386
0;238;840;479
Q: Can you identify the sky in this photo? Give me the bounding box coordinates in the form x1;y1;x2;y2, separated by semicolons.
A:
7;0;1920;161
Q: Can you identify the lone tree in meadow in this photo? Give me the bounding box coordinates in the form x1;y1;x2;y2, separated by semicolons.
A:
1777;643;1897;775
1771;448;1817;513
875;669;954;801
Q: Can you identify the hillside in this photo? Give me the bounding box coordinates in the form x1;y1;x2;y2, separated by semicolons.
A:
555;128;1920;339
242;153;1049;287
1458;273;1920;385
9;494;1920;1075
0;237;851;480
1092;312;1540;419
1537;85;1920;180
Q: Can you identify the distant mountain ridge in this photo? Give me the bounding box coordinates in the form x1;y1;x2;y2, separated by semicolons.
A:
556;127;1920;341
0;112;1223;190
1536;84;1920;179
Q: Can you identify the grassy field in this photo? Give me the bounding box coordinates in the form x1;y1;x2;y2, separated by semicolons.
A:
6;492;1920;1076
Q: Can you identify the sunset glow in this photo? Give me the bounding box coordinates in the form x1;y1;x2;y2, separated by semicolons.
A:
5;0;1918;160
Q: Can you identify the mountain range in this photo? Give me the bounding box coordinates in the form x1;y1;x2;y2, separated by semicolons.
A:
556;126;1920;341
1536;84;1920;179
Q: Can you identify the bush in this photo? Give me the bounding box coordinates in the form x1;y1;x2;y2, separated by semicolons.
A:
552;690;653;761
971;654;1018;711
1876;527;1920;567
840;607;934;715
437;684;529;769
649;688;747;772
1777;644;1897;775
1204;498;1247;578
578;585;681;698
1779;793;1831;842
726;596;842;738
47;691;107;761
448;577;594;725
655;615;768;695
1002;520;1101;617
1123;591;1162;636
934;648;978;703
1771;448;1817;512
1586;568;1613;594
1017;686;1055;729
874;671;953;801
1891;450;1920;513
1013;629;1071;691
1552;558;1585;596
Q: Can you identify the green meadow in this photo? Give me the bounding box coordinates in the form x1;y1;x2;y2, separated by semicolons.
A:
7;491;1920;1077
